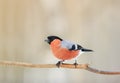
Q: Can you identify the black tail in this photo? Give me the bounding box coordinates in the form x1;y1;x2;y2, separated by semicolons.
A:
81;48;93;52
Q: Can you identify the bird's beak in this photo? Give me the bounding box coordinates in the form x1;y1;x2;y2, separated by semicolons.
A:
44;39;49;43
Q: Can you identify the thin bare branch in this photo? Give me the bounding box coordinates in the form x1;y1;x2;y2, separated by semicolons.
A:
86;66;120;75
0;61;120;75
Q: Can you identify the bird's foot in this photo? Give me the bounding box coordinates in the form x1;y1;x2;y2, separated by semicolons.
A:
74;60;78;68
56;60;64;68
73;62;78;68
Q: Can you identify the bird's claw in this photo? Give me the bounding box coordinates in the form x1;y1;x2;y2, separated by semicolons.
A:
56;61;63;68
73;62;78;68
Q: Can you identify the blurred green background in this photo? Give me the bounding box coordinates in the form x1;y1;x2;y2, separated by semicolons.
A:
0;0;120;83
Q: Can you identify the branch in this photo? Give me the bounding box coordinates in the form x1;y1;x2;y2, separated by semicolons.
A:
0;61;120;75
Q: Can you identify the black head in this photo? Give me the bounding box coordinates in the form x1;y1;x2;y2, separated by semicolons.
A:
45;36;63;44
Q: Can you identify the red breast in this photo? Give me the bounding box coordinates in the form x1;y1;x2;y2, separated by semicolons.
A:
50;39;80;60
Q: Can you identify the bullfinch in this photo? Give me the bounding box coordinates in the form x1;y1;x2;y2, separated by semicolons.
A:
45;36;93;67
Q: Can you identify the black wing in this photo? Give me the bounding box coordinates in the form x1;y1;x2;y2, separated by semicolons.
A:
69;44;82;51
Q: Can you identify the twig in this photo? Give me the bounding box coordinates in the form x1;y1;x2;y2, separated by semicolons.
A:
86;66;120;75
0;61;120;75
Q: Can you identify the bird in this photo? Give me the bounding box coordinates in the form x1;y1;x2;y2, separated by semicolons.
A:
45;36;93;68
